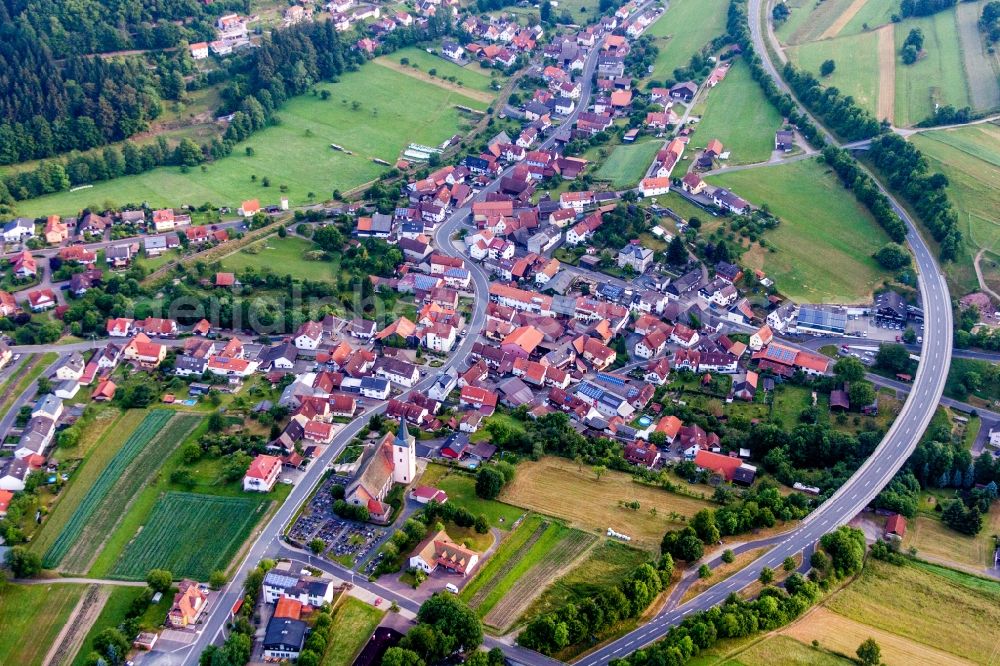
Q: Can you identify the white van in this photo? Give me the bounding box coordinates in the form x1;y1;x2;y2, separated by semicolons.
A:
445;583;459;594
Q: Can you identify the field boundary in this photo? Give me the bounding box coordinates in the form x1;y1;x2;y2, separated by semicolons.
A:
876;24;895;123
371;58;496;105
819;0;868;40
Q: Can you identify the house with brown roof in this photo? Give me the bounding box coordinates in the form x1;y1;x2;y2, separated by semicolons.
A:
408;529;480;576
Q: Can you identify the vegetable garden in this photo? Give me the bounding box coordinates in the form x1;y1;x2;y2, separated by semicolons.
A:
110;491;268;580
43;411;202;572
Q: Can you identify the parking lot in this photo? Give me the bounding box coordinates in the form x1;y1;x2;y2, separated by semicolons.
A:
844;315;923;343
288;475;387;569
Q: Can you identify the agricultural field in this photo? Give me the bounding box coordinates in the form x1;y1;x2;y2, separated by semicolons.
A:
323;597;385;666
903;503;1000;572
893;10;972;127
593;140;661;188
375;47;502;96
785;30;881;118
644;0;729;84
707;157;890;303
110;492;269;580
774;0;858;44
824;559;1000;664
219;235;337;282
522;540;652;621
910;125;1000;294
9;64;487;218
688;60;784;165
42;411;202;573
499;456;714;551
418;464;524;528
70;586;150;666
707;634;854;666
461;514;596;631
0;583;86;666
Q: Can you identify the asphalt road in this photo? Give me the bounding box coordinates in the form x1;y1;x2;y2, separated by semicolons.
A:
574;3;956;664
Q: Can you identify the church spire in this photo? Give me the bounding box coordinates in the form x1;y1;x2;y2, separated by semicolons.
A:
395;416;411;447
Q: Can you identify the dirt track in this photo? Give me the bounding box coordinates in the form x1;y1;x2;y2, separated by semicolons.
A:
876;24;896;123
818;0;868;40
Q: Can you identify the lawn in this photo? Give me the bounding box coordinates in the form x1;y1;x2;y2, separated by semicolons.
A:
375;47;501;94
324;597;385;666
110;492;269;580
8;64;486;217
786;29;881;117
42;411;203;573
500;456;714;552
469;411;527;443
893;9;971;127
71;586;150;666
840;0;898;37
688;60;784;166
706;157;891;303
0;583;86;666
825;559;1000;664
593;140;661;188
717;634;854;666
903;505;1000;570
910;125;1000;294
417;464;524;528
644;0;730;84
219;235;337;282
522;540;651;621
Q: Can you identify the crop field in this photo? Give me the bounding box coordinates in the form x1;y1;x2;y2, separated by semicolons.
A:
10;64;486;218
825;559;1000;664
523;541;651;621
911;125;1000;293
43;411;202;573
42;409;175;567
31;409;149;557
499;457;713;551
644;0;729;84
375;47;501;95
461;515;595;630
707;157;890;303
110;492;268;580
688;60;784;165
419;464;524;528
786;30;881;117
0;583;86;666
324;597;385;666
593;140;661;188
956;0;1000;111
782;606;973;666
775;0;857;44
839;0;898;37
481;529;596;631
893;10;971;127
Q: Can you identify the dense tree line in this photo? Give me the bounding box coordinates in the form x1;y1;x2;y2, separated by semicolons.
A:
915;104;976;128
981;1;1000;41
867;133;962;260
782;65;881;141
518;559;672;654
900;0;957;17
819;146;907;242
609;528;864;666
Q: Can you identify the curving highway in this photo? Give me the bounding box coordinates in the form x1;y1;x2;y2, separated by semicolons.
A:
575;3;955;665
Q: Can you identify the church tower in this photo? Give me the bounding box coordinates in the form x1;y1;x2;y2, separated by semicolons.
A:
392;417;416;485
